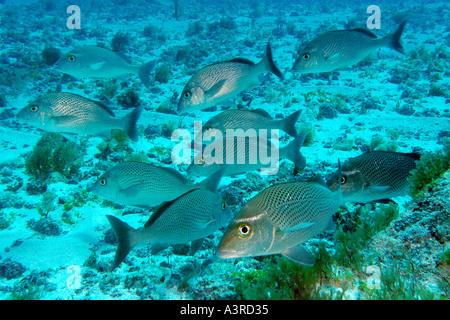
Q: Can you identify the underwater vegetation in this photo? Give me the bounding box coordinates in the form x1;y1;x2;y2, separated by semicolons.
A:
0;0;449;301
24;133;84;183
41;45;62;66
111;32;130;51
233;199;448;300
408;139;450;198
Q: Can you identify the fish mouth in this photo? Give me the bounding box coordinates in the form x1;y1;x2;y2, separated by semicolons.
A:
52;63;62;71
217;249;240;259
176;105;191;115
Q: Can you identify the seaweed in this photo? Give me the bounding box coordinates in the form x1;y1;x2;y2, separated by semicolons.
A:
25;133;83;182
27;217;62;236
408;139;450;198
0;259;26;280
233;250;338;300
207;17;237;34
111;32;130;51
36;191;57;218
333;204;399;270
333;138;354;151
41;45;61;66
154;63;171;84
101;80;119;99
117;89;141;109
366;261;438;300
185;21;204;37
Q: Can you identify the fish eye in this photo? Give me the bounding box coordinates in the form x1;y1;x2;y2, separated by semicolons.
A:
238;224;251;237
221;201;227;211
302;52;311;61
341;176;347;184
99;178;107;186
29;104;38;113
205;126;212;132
196;158;205;166
183;91;191;99
67;54;76;62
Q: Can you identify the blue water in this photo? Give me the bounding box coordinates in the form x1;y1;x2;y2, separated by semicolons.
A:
0;0;449;301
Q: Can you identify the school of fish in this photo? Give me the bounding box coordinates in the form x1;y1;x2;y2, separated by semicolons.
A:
14;18;419;271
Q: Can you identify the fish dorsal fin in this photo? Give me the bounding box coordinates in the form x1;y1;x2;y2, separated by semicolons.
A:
309;174;328;188
227;58;255;65
154;164;189;183
250;108;272;119
89;61;106;71
406;152;422;161
351;28;378;39
144;188;200;228
112;50;132;64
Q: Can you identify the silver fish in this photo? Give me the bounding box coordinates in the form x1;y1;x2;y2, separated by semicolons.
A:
16;92;142;142
199;109;301;138
326;151;421;203
217;171;342;265
54;46;157;88
106;188;232;270
292;21;406;73
187;131;307;177
91;161;223;208
177;40;282;113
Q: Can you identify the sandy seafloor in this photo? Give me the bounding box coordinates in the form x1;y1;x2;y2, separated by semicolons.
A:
0;0;449;300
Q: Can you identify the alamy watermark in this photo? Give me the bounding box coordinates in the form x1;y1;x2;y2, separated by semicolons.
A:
66;265;81;290
66;5;81;29
367;5;381;30
365;265;381;289
171;122;281;175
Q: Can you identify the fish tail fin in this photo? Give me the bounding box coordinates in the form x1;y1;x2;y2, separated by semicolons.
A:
106;215;137;271
279;110;301;137
280;130;307;169
260;40;283;78
123;105;143;142
386;20;407;54
138;59;158;88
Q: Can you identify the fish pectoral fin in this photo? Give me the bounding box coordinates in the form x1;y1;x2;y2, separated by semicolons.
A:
89;61;106;70
325;52;340;63
371;198;397;205
190;238;204;255
119;185;140;198
59;132;78;143
98;130;112;140
281;246;314;266
205;79;226;99
368;185;391;193
151;243;170;255
323;218;336;233
281;222;315;234
51;115;78;125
